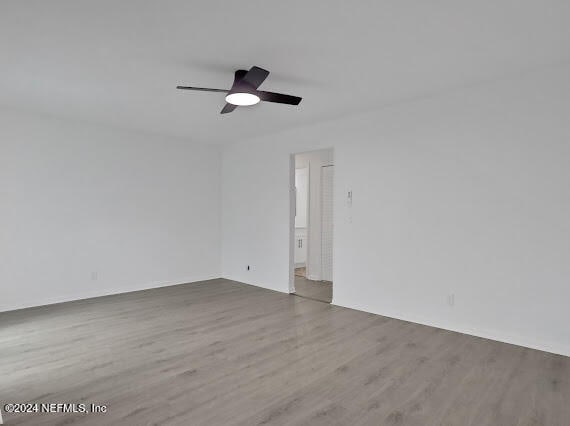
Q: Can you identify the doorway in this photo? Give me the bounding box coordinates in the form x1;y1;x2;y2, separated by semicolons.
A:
290;148;334;303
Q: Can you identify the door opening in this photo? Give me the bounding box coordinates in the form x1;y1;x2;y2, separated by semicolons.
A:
289;148;334;303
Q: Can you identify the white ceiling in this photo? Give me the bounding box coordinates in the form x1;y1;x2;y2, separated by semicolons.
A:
2;1;570;145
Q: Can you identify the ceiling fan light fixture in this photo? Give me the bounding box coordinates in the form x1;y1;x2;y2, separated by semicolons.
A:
177;66;302;113
225;92;260;106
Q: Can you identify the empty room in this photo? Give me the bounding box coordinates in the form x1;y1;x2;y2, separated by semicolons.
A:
1;1;569;425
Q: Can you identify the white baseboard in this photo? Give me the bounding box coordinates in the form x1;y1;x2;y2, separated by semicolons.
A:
221;274;290;294
0;274;220;314
8;277;566;358
332;297;570;358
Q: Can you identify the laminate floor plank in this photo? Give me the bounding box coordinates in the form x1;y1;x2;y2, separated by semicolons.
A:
1;278;568;425
294;276;332;303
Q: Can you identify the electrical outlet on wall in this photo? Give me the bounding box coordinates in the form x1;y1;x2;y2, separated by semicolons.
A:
447;293;455;307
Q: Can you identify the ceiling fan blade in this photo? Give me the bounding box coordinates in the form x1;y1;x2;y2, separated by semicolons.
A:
257;91;302;105
176;86;229;93
220;103;238;114
241;66;270;89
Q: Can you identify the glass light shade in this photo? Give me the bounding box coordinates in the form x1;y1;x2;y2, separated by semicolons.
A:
225;92;260;106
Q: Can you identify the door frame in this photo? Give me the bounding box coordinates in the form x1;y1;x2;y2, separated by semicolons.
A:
289;154;296;293
289;148;334;294
320;164;334;282
289;155;311;293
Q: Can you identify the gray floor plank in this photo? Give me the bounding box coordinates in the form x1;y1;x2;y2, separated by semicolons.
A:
294;276;332;303
1;278;568;425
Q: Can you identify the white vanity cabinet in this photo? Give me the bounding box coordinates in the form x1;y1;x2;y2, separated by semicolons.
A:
294;228;307;266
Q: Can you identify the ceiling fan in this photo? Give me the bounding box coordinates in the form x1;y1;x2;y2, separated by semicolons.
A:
177;66;302;114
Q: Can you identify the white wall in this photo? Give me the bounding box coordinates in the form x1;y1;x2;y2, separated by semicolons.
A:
221;65;570;356
295;149;334;280
0;109;221;312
